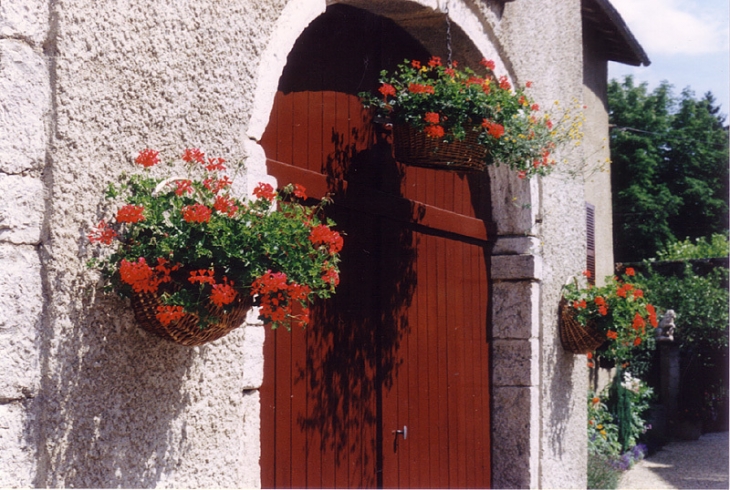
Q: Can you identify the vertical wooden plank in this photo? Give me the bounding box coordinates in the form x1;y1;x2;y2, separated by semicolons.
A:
304;323;323;489
276;93;294;166
424;233;445;487
403;228;419;488
479;247;491;488
307;91;323;173
291;92;310;171
260;328;277;488
432;234;452;489
290;309;309;486
452;238;468;488
274;328;293;487
453;174;466;217
462;240;477;489
322;91;337;176
472;242;488;489
414;230;431;488
467;243;484;487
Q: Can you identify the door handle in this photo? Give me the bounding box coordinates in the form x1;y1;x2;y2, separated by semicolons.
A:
392;425;408;440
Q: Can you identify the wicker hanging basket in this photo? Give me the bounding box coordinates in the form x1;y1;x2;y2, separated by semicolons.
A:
559;297;607;354
392;124;489;171
130;289;253;346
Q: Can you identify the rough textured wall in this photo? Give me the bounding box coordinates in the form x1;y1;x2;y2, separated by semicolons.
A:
28;0;286;487
499;0;589;488
0;0;49;486
583;27;615;285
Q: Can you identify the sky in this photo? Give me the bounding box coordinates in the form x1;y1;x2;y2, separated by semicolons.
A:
608;0;730;119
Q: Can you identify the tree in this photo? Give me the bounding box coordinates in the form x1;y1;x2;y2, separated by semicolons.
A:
608;77;729;262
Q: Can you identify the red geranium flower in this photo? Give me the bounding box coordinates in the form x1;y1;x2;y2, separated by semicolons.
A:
424;125;445;139
632;312;646;330
482;120;505;139
293;183;307;200
175;179;193;196
428;56;442;67
205;157;226;172
182;148;205;164
135;148;159;168
156;305;186;326
210;278;237;307
253;182;276;202
116;205;145;223
408;83;435;94
119;257;160;294
181;204;212;223
309;224;344;254
479;58;496;71
189;269;216;285
214;195;239;217
424;112;440;124
378;83;396;97
87;220;117;245
499;76;511;91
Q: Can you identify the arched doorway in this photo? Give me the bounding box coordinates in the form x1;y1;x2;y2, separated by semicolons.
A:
259;5;491;487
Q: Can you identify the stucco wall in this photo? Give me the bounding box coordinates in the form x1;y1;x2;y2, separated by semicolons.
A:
1;0;594;487
583;23;615;285
5;0;285;487
495;0;590;487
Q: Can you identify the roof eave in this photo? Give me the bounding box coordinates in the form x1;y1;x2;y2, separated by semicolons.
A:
582;0;651;67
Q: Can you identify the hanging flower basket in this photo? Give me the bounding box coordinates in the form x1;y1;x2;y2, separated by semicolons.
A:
560;269;660;360
360;57;582;177
87;148;343;346
130;284;253;346
392;123;489;171
559;297;606;354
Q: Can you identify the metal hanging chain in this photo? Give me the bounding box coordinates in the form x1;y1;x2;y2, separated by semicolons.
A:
444;3;453;66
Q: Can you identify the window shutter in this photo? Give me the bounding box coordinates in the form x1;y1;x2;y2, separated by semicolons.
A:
586;203;596;285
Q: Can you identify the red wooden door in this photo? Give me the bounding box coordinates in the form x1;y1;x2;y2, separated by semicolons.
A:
259;6;491;488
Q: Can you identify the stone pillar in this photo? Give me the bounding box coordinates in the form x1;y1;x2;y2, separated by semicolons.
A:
659;341;680;426
490;235;541;489
0;0;51;485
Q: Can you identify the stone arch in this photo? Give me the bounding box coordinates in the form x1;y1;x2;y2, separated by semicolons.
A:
243;0;522;196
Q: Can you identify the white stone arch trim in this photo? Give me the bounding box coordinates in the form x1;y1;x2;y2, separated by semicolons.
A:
243;0;517;196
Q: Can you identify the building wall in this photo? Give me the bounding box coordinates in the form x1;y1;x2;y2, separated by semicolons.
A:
0;0;591;487
583;23;616;286
0;0;49;486
2;0;281;487
494;1;589;487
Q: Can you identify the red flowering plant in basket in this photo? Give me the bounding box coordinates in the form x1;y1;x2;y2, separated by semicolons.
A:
359;56;583;177
87;148;342;340
561;268;659;363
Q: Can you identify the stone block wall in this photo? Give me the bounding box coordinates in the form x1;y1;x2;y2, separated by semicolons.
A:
0;0;49;486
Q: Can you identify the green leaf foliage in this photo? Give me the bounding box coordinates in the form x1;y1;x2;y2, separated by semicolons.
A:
608;76;729;262
656;233;729;260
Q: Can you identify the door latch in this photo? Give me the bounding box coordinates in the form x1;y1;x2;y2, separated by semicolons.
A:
392;425;407;440
392;425;408;452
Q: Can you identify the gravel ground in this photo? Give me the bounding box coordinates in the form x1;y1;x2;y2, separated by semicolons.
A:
619;432;728;489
